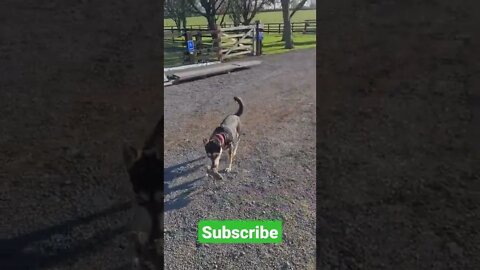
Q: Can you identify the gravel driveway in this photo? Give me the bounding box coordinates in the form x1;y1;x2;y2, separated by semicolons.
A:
164;49;317;270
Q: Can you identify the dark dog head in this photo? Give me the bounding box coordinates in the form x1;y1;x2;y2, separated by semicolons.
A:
203;138;222;170
123;146;163;199
123;118;163;201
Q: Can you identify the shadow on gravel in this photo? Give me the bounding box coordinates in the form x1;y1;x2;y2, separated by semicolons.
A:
0;201;131;269
164;156;205;212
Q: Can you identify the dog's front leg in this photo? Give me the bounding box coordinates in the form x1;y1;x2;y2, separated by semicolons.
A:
212;155;221;172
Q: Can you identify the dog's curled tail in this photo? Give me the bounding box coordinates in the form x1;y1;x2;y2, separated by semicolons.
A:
234;96;244;116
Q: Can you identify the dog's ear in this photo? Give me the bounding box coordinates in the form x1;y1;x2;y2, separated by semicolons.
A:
155;148;162;161
123;143;139;169
143;117;163;161
142;147;162;162
203;138;208;145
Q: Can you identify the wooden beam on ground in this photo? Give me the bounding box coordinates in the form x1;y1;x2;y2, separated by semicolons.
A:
166;60;261;84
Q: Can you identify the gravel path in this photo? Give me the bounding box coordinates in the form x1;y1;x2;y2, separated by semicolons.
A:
164;49;316;270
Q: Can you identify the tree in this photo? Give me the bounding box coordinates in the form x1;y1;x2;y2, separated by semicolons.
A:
227;0;275;26
186;0;228;49
216;0;230;26
281;0;307;49
229;3;242;26
187;0;227;30
165;0;189;31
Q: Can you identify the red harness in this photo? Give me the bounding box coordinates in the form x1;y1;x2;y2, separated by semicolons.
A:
214;133;225;146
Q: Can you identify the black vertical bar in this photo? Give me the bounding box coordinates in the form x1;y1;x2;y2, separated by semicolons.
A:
255;20;260;56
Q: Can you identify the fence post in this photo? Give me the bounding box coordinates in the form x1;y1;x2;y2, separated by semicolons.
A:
278;23;281;33
184;31;196;65
255;20;262;56
215;24;223;62
183;29;188;64
195;31;203;62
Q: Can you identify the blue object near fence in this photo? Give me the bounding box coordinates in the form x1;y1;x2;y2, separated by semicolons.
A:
258;31;264;40
187;40;195;53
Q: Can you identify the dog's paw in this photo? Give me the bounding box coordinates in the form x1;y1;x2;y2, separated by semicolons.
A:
225;167;232;173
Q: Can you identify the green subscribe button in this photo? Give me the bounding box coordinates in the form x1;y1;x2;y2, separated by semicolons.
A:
198;220;282;244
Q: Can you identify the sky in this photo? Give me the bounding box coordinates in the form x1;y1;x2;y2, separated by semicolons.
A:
263;0;316;10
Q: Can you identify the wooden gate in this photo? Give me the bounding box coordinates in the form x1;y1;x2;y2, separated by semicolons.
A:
218;25;259;61
173;24;262;65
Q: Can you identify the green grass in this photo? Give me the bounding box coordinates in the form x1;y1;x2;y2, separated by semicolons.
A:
261;33;316;55
164;9;316;27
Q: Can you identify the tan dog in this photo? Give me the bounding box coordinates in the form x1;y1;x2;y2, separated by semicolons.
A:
203;97;243;175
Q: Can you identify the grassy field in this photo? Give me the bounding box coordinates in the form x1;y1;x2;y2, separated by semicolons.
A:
261;33;315;54
164;9;316;26
164;10;316;67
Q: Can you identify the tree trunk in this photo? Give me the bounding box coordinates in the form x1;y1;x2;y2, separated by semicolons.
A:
182;16;187;31
281;0;293;49
207;16;219;49
180;0;187;32
175;18;182;32
230;11;241;26
207;15;216;31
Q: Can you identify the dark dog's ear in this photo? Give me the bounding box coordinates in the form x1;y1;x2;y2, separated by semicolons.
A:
123;143;139;169
203;138;208;145
143;117;163;161
142;147;162;162
155;148;162;161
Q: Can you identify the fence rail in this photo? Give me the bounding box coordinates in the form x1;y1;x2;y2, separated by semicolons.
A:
164;20;316;34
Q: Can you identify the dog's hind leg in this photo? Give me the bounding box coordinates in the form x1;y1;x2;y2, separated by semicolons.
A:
225;147;234;172
226;139;240;172
233;139;240;157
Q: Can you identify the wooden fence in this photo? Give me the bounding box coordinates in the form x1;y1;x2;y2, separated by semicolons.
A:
164;24;261;66
164;29;220;66
164;20;316;35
